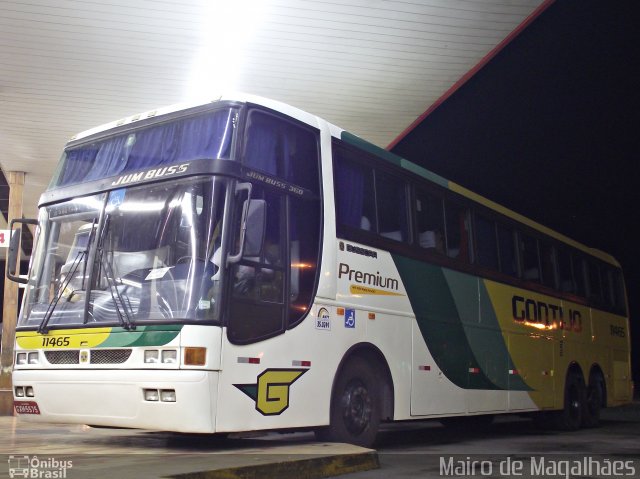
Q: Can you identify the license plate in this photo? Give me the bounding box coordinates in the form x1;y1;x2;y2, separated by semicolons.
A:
14;401;41;415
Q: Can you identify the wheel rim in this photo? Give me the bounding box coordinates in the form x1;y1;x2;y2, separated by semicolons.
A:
568;383;581;422
340;379;372;435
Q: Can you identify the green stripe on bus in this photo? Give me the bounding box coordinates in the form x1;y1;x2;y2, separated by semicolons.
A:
340;131;449;188
341;131;402;167
442;269;531;391
100;325;182;347
392;254;499;390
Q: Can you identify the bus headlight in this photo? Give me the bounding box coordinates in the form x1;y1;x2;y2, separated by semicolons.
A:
143;389;159;401
16;353;27;365
28;352;39;365
15;387;25;397
160;390;176;402
144;350;159;363
161;350;177;364
25;387;34;397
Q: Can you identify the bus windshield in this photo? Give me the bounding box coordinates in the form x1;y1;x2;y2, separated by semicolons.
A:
20;176;227;330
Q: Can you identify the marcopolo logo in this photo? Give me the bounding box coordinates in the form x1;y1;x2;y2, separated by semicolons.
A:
8;455;73;478
234;369;307;416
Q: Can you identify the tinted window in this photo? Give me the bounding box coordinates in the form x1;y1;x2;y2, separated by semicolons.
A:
334;150;376;232
415;188;444;253
573;257;587;297
497;224;517;276
229;186;286;342
376;171;408;242
289;195;321;324
520;234;540;282
243;111;320;193
445;201;472;262
602;267;616;309
557;247;575;293
540;242;557;288
475;214;498;270
611;270;627;314
586;260;603;305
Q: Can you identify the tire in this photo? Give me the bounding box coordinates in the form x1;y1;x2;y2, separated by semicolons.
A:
582;374;604;428
552;371;586;431
315;357;381;447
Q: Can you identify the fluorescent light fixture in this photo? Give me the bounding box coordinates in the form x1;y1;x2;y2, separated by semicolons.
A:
186;0;269;100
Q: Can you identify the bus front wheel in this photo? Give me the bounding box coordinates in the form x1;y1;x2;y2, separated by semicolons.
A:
315;357;381;447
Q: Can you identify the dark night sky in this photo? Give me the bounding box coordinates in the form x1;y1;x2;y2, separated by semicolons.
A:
391;1;640;385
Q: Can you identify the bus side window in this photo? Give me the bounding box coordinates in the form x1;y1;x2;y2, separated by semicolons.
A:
444;201;472;263
602;266;616;310
376;171;408;242
334;149;376;233
573;256;587;297
540;241;558;289
519;233;540;282
557;247;575;293
415;188;444;253
475;213;498;270
497;223;518;277
585;260;603;306
611;269;627;315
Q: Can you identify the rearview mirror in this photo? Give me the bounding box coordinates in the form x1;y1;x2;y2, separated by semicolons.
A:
243;199;266;258
6;218;38;284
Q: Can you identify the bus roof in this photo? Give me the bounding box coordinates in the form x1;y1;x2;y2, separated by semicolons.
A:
67;92;321;145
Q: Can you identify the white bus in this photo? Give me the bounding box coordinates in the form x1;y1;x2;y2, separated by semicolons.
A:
8;94;632;447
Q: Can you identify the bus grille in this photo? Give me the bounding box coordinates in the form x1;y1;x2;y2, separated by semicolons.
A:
44;350;80;364
90;349;132;364
44;349;132;364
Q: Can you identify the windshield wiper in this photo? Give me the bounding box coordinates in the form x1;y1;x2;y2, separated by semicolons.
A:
92;215;136;330
39;218;98;333
38;250;86;334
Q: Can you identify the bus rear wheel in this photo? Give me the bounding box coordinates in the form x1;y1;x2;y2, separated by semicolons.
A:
315;357;381;447
582;374;604;428
552;371;586;431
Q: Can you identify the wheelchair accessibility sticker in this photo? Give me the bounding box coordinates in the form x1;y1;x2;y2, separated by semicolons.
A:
344;308;356;328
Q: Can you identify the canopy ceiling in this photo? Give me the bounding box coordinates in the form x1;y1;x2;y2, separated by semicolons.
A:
0;0;546;225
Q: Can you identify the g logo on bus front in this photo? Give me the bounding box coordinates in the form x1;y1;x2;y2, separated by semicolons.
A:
234;369;307;416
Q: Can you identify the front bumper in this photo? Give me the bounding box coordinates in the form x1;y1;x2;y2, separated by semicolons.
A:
13;369;219;433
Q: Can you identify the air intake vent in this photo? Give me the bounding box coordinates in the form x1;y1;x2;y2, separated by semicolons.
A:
90;349;132;364
44;350;80;364
44;349;132;365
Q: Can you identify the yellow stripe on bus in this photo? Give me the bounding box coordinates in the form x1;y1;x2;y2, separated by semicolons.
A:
16;328;113;349
350;285;404;296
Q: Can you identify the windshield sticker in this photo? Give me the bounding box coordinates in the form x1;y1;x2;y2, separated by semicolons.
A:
108;189;126;209
316;308;331;330
144;267;173;281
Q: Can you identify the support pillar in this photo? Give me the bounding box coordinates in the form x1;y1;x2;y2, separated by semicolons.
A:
0;171;25;414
